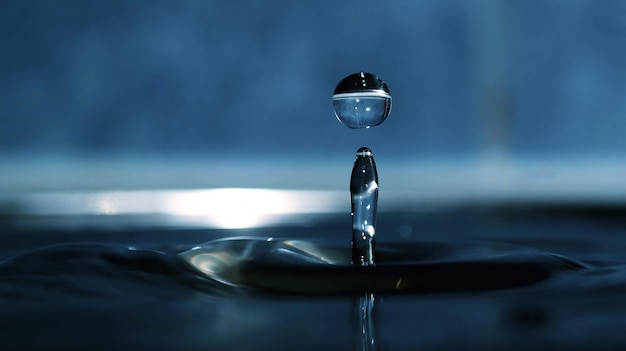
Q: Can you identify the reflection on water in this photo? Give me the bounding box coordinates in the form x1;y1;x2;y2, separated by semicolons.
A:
357;293;376;351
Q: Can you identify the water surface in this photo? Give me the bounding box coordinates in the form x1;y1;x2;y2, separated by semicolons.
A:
2;209;626;350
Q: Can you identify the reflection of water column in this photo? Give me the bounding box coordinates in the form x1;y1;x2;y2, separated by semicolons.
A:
350;147;378;351
356;292;376;351
350;147;378;267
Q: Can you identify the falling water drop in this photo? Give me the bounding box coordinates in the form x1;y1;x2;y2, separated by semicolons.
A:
350;147;378;266
333;72;392;129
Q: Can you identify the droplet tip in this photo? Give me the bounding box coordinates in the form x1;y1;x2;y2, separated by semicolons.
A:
356;147;372;156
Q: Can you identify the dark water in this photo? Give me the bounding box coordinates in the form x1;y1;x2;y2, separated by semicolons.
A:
2;209;626;350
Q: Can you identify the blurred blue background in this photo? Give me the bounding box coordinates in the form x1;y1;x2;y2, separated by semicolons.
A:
2;0;626;191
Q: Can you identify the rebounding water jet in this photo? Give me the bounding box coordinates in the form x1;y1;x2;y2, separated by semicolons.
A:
333;72;391;267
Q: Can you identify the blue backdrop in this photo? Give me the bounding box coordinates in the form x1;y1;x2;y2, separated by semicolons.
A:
2;1;626;162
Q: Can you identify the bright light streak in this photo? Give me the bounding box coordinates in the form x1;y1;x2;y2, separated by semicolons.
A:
19;188;346;229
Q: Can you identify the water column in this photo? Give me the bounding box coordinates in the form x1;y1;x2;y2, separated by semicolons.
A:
332;72;391;266
350;147;378;266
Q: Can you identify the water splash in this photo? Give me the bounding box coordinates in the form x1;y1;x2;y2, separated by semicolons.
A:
350;147;378;267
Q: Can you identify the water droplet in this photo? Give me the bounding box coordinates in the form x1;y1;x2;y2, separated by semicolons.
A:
333;72;392;129
350;147;378;266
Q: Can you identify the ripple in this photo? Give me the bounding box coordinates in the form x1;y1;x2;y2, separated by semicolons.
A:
180;237;589;295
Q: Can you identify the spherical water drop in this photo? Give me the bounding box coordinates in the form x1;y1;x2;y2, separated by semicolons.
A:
333;72;392;129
